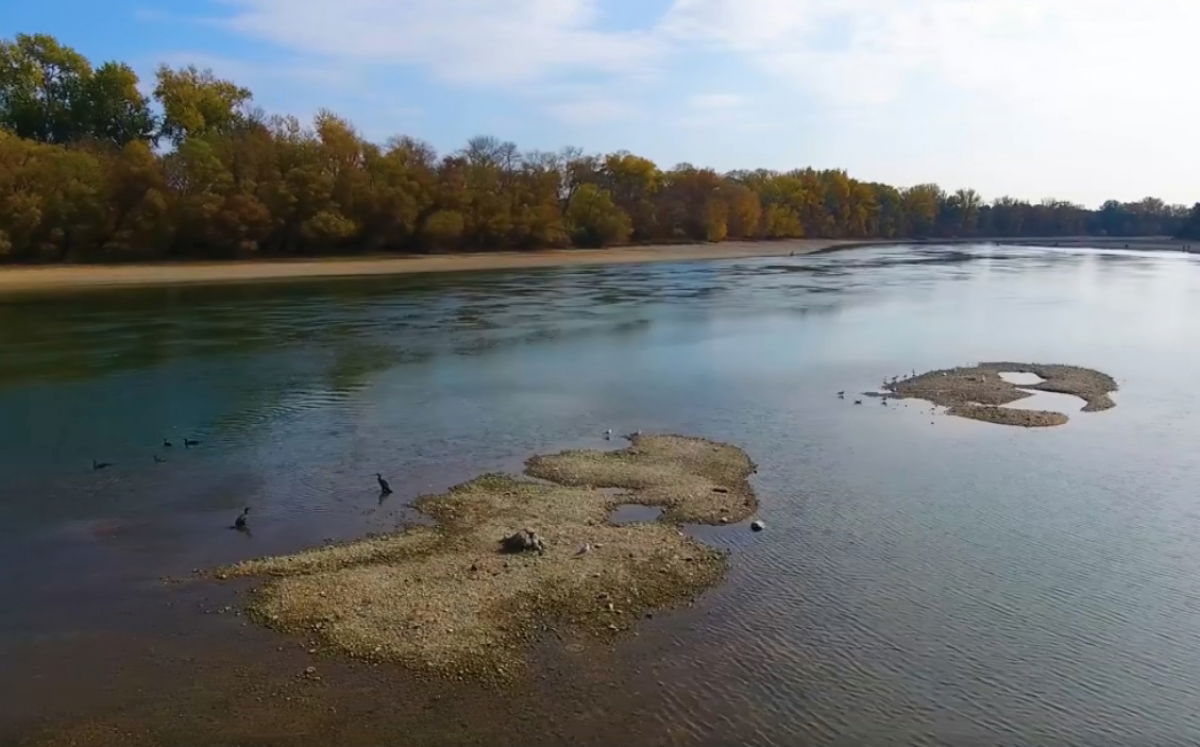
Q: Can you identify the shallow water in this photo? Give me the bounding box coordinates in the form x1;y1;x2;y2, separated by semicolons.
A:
4;243;1200;744
609;503;666;525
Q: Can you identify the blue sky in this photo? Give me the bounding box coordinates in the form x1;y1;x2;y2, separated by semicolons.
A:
3;0;1197;207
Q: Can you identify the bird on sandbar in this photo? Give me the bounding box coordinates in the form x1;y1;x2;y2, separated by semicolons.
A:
232;507;250;531
376;473;393;495
92;459;112;470
837;391;845;399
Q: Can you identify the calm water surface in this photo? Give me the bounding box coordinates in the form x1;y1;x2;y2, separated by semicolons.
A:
3;244;1200;744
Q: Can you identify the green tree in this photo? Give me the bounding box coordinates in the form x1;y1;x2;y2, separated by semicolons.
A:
0;33;92;143
421;209;465;249
565;184;631;247
85;62;156;145
1178;203;1200;240
154;65;252;144
903;184;944;236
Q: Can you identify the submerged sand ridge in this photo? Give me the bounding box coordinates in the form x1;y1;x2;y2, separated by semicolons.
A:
886;362;1117;427
213;435;757;679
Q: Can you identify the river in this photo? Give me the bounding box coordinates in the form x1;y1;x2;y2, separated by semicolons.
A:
3;243;1200;744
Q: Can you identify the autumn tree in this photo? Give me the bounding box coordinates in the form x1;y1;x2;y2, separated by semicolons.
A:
565;184;631;247
0;33;1193;264
154;65;252;144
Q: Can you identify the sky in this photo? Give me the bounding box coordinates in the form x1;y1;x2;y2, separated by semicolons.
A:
3;0;1197;207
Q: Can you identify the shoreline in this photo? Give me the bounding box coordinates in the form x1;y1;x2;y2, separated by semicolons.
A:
0;240;863;295
0;236;1189;295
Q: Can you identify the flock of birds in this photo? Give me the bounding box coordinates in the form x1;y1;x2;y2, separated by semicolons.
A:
96;394;914;535
839;370;941;424
88;435;272;533
91;436;203;473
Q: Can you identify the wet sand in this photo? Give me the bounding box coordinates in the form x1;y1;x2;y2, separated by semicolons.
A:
0;240;861;294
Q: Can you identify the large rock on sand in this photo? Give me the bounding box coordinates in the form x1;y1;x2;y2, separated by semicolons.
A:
500;529;545;554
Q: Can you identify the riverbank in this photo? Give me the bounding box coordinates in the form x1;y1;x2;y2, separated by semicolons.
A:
0;240;862;294
0;236;1188;295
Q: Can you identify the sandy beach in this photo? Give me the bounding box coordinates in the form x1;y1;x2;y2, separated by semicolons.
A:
0;240;860;294
0;236;1189;295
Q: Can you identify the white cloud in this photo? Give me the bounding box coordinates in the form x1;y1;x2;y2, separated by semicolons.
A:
219;0;662;86
663;0;1200;109
205;0;1198;203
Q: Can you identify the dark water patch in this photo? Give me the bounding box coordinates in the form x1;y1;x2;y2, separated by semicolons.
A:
609;504;665;525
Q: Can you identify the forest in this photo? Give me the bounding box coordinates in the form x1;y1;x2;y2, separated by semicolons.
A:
0;33;1195;264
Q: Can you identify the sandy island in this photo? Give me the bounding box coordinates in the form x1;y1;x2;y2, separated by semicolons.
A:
886;362;1117;427
213;434;758;680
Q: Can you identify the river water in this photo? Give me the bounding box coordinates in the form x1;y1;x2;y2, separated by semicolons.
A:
3;244;1200;744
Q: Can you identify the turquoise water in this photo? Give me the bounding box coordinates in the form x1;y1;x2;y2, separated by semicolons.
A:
3;244;1200;743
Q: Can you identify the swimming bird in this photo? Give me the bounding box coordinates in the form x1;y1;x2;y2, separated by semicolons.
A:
92;459;113;470
163;439;173;448
604;429;613;440
837;391;845;399
880;399;888;406
183;438;201;448
232;507;250;531
854;400;863;406
153;455;166;464
376;473;393;495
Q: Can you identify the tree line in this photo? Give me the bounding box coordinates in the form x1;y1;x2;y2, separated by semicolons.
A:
0;33;1195;264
